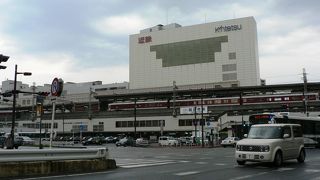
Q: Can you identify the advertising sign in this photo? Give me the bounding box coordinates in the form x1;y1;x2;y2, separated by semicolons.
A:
180;106;208;115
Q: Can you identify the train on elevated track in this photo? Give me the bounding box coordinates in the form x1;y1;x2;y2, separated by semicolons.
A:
108;93;319;111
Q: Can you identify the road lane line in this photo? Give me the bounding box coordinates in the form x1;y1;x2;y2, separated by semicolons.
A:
195;161;208;164
120;161;176;168
175;171;200;176
229;172;268;180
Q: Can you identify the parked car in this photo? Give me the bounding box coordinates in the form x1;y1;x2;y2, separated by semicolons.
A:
235;124;305;166
158;136;179;146
82;137;103;145
105;136;118;143
0;136;23;149
20;136;35;145
179;137;193;145
115;137;136;147
221;137;240;147
304;137;319;148
0;136;6;148
135;138;149;147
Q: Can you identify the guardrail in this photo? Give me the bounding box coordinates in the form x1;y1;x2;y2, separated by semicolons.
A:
0;148;108;162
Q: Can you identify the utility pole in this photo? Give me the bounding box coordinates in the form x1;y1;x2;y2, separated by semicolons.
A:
172;81;177;117
31;82;36;121
194;106;197;142
303;68;308;116
88;87;92;120
134;98;137;138
201;91;204;148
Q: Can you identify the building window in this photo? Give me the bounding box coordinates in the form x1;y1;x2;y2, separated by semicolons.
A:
146;120;152;127
222;64;237;72
223;73;237;81
116;121;121;128
115;120;165;128
139;121;146;127
231;84;238;87
93;124;104;132
121;121;128;127
229;52;236;60
179;119;193;126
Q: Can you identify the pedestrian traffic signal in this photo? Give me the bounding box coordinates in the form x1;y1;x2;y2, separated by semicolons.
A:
0;54;9;69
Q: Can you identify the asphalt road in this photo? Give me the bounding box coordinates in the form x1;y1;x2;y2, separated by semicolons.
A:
18;145;320;180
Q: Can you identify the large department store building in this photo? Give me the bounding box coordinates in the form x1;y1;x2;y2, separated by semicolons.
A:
129;16;260;89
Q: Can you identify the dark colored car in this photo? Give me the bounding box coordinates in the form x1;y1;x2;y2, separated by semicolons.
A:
115;137;136;147
0;136;6;148
0;136;23;149
82;137;103;145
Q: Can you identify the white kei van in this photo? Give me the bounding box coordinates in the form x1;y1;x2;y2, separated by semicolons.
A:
235;124;305;166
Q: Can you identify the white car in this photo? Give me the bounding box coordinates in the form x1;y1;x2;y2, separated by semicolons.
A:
221;137;239;147
20;136;35;145
235;124;305;166
158;136;178;146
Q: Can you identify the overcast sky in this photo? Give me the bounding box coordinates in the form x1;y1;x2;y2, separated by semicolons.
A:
0;0;319;86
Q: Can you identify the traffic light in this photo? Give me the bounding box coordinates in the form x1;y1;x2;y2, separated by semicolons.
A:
38;92;50;96
0;54;9;69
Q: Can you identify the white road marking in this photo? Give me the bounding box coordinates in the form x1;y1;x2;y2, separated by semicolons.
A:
195;161;208;164
215;163;227;166
179;160;190;163
117;160;174;166
276;167;295;172
121;161;176;168
305;169;320;173
229;172;268;180
175;171;201;176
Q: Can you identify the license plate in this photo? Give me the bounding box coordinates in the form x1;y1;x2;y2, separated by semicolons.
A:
247;154;254;160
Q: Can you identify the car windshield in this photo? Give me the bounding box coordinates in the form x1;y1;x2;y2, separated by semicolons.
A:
248;126;282;139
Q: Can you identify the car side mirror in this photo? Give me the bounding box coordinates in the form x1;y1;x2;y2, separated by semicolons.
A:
283;134;290;138
243;134;248;138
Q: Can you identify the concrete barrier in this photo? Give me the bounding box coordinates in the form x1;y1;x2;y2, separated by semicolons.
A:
0;148;108;162
0;159;116;179
0;148;117;178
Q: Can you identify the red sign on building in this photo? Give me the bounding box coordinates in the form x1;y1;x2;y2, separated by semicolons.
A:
138;36;152;44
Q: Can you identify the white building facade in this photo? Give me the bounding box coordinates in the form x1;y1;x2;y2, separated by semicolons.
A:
129;16;260;89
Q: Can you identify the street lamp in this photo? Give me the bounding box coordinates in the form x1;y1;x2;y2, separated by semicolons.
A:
9;64;31;149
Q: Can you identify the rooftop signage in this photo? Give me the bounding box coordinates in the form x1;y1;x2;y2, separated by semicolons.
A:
215;24;242;33
138;36;152;44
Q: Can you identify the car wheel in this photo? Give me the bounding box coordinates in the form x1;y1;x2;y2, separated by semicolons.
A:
297;148;306;163
273;151;283;167
237;160;246;165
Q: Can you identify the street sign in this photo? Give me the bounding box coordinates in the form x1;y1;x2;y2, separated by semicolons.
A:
80;124;84;131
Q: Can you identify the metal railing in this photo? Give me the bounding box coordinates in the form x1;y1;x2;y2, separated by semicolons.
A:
0;147;108;162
